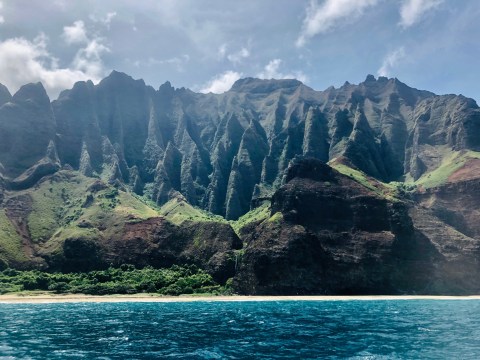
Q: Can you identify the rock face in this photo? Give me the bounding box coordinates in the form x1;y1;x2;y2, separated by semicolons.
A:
414;178;480;240
234;158;480;295
2;73;480;294
2;72;480;219
48;216;241;283
0;83;56;179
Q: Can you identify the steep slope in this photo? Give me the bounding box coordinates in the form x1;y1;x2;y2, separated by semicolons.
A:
0;170;241;283
1;73;480;295
50;74;480;219
0;83;59;185
233;158;480;295
2;72;480;220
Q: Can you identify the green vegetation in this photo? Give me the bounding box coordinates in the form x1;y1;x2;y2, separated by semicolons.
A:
0;210;28;266
27;171;96;242
0;265;232;296
268;211;283;224
231;202;270;234
20;170;162;252
42;226;99;258
331;161;386;193
390;182;417;199
414;150;480;188
329;159;397;200
159;198;226;225
114;191;158;222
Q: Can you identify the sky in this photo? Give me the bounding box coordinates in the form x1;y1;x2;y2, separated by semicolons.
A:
0;0;479;101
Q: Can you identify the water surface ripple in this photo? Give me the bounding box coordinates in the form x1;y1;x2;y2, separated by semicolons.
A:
0;300;479;359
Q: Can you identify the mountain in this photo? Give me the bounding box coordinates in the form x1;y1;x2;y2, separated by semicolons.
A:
2;72;480;218
234;158;480;295
1;72;480;294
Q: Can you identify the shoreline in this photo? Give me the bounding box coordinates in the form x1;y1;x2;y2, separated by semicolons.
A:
2;294;480;303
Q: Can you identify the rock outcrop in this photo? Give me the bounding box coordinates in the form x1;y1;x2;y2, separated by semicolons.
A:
2;73;480;219
49;216;242;283
2;73;480;294
0;83;56;179
234;158;480;295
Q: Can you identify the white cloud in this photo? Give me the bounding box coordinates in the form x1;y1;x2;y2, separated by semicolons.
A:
133;55;190;72
217;44;250;64
257;59;308;83
296;0;380;47
0;34;105;99
59;19;111;93
62;20;88;44
258;59;282;79
103;12;117;26
227;47;250;64
199;70;242;94
71;38;110;79
90;12;117;28
377;47;406;77
399;0;443;28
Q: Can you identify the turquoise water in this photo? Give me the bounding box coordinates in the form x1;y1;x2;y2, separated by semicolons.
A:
0;300;479;359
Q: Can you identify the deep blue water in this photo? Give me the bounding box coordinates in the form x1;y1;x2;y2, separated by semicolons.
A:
1;300;480;359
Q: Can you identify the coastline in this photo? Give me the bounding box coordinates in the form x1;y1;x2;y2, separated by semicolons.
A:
1;294;480;303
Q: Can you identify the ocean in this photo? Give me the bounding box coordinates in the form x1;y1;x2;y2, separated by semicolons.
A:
1;300;479;359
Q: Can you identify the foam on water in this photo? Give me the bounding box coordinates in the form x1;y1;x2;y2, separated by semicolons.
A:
0;300;479;359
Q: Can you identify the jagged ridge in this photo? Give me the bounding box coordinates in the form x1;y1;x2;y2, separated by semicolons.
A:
0;72;479;222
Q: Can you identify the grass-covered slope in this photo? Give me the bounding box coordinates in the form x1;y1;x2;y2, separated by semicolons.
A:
0;209;27;268
0;170;163;269
23;171;161;260
0;170;242;284
159;196;226;225
230;202;270;235
414;150;480;189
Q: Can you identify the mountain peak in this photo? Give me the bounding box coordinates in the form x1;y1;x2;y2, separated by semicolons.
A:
12;82;50;105
0;83;12;106
100;70;146;88
159;81;175;95
108;70;131;79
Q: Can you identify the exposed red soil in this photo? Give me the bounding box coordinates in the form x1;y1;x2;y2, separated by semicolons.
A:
448;158;480;182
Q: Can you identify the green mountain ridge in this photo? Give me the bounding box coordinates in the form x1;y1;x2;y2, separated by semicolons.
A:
1;73;480;294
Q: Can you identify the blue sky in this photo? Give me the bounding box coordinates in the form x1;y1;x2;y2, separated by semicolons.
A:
0;0;479;101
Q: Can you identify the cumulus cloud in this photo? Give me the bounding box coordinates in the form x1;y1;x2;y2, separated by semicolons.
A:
217;44;250;64
296;0;380;47
0;34;105;99
71;38;110;78
62;20;88;44
227;47;250;64
257;59;308;83
62;19;112;76
0;18;110;99
377;47;406;77
199;70;242;94
399;0;443;28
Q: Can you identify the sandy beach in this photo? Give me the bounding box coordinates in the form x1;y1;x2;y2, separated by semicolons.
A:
1;294;480;303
